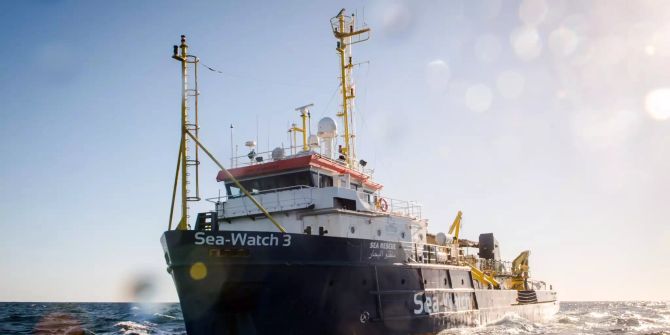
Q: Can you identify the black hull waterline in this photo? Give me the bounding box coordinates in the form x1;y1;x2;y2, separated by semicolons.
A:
162;231;558;335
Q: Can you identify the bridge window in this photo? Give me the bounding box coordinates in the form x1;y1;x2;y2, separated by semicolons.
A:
225;171;313;197
228;185;241;197
317;173;333;188
334;197;356;210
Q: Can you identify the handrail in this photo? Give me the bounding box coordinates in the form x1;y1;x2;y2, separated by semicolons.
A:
205;185;315;203
398;241;513;272
206;181;422;222
363;192;422;219
210;186;315;219
231;145;306;167
231;150;377;176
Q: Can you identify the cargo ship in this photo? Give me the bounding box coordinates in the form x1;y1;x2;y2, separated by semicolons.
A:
161;9;559;335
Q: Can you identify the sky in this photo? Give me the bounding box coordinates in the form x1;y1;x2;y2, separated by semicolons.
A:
1;0;669;302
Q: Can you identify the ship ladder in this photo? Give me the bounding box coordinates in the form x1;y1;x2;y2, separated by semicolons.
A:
185;88;201;202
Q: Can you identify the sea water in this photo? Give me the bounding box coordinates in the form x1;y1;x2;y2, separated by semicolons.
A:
0;301;668;334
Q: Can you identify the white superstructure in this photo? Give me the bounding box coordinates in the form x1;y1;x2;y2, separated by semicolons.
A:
205;151;427;245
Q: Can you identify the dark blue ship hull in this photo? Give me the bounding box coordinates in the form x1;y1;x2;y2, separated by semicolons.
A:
161;230;558;335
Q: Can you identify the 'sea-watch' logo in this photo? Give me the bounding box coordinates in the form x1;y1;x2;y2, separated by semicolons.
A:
194;232;291;247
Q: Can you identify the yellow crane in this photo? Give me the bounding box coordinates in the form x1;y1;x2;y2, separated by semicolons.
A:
448;210;463;248
448;211;500;289
509;250;530;290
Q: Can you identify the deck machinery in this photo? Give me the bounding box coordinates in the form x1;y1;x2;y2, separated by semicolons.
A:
161;9;558;335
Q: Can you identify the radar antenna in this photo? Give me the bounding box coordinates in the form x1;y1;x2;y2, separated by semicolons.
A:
290;103;314;152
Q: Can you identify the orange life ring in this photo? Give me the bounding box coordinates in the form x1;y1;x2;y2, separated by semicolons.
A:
377;198;389;212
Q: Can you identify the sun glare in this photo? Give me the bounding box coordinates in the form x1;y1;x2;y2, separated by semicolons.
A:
645;88;670;120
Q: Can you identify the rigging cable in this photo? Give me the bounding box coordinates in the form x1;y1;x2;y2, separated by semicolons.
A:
200;62;223;73
199;60;319;89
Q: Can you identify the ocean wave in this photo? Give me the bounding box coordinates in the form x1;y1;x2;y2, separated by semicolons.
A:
557;315;579;324
153;312;177;320
587;311;609;318
115;320;156;335
488;314;542;334
2;301;670;334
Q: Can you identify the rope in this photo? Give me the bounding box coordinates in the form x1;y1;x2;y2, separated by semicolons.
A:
322;82;341;117
199;60;318;88
200;62;223;73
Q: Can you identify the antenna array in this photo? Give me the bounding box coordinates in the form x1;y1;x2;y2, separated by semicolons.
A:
331;9;370;167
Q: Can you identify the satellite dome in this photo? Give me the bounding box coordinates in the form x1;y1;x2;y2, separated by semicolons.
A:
436;232;448;246
271;147;285;161
308;134;320;148
317;117;337;139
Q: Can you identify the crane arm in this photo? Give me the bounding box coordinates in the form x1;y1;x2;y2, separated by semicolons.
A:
512;250;530;276
448;210;463;239
508;250;531;290
466;261;500;289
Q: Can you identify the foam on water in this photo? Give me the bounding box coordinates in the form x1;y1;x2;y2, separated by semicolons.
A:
115;320;153;335
0;301;669;334
588;311;610;318
154;312;178;320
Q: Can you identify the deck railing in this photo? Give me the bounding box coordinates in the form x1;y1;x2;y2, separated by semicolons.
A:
381;196;422;219
207;184;422;219
400;242;453;265
231;146;304;168
208;185;315;217
399;241;513;275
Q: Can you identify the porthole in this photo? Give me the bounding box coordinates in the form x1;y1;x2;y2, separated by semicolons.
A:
350;226;355;234
377;229;382;236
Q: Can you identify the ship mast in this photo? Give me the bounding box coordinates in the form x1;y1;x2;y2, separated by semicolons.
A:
167;35;287;233
170;35;201;230
331;9;369;167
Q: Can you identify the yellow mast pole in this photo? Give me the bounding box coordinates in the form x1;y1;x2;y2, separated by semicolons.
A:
336;13;351;165
292;125;297;154
349;14;356;162
333;9;369;166
177;36;189;230
169;35;286;233
292;104;313;152
300;111;308;151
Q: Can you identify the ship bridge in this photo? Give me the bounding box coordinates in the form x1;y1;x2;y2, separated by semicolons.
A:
205;152;426;244
217;153;382;194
